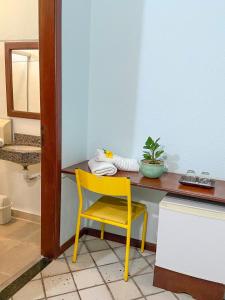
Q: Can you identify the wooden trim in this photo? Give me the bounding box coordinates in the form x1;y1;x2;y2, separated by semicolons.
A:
85;227;156;252
59;227;156;255
39;0;62;258
4;41;40;120
153;266;225;300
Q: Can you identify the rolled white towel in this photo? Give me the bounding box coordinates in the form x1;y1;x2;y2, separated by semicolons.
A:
96;149;139;172
0;138;4;148
88;157;117;176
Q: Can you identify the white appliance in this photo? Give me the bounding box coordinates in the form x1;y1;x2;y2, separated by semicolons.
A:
156;195;225;284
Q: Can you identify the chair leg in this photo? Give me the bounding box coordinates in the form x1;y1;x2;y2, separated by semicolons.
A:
141;210;148;253
72;213;82;263
124;226;131;281
100;223;105;240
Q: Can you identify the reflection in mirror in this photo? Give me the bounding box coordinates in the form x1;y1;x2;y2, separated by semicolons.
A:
12;50;40;113
5;42;40;119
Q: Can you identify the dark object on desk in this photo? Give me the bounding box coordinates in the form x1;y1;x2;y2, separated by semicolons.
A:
179;175;215;189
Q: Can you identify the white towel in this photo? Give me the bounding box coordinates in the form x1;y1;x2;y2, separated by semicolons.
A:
88;158;117;176
96;149;139;172
0;138;4;148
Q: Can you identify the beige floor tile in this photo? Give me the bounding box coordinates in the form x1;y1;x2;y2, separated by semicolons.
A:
114;246;141;261
43;273;76;298
175;293;195;300
13;279;44;300
67;253;95;271
24;229;41;245
42;258;70;278
128;257;153;276
0;218;40;242
0;272;10;288
64;242;88;257
72;268;103;290
99;262;124;282
0;238;21;256
133;273;164;296
91;249;119;266
85;239;109;252
146;291;177;299
79;284;113;300
0;241;40;276
47;291;80;299
107;240;124;248
108;279;142;300
0;219;40;289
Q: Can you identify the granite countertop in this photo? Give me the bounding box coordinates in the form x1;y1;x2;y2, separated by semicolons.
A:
0;133;41;167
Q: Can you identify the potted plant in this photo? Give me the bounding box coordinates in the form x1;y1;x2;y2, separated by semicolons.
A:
139;136;167;178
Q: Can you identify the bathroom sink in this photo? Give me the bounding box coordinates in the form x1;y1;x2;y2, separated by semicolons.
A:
4;145;41;153
0;144;41;168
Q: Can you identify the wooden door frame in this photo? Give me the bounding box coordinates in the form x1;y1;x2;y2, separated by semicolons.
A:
39;0;62;258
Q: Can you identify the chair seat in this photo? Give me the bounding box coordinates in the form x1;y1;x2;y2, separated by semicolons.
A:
82;196;146;225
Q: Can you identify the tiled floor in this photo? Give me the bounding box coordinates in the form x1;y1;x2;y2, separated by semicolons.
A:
0;217;41;291
12;235;195;300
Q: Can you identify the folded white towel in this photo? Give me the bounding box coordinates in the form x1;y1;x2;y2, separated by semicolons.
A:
0;138;4;148
96;149;139;172
88;157;117;176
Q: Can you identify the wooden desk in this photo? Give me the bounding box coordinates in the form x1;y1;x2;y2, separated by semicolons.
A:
62;160;225;299
62;160;225;205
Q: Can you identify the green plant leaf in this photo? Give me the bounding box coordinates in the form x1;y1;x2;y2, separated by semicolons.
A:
152;138;160;150
145;137;154;147
153;143;160;151
155;150;164;158
143;153;152;160
155;137;160;144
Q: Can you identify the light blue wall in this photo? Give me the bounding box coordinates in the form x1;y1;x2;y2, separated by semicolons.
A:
88;0;225;180
88;0;145;157
60;0;91;245
61;0;225;245
86;0;225;242
132;0;225;179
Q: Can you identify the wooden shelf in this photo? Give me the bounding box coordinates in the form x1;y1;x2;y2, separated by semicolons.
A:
62;160;225;204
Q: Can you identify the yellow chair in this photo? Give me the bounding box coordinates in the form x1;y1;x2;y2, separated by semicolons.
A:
72;169;148;281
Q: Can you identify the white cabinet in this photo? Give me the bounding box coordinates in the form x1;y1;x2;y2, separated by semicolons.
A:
156;195;225;284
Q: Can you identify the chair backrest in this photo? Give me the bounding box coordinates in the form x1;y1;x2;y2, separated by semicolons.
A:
75;169;132;222
75;169;130;196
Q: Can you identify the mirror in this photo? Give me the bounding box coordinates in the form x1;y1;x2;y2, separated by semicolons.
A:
5;41;40;119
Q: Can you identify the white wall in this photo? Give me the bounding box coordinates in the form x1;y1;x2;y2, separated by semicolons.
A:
61;0;225;244
0;160;41;215
0;0;40;215
0;0;38;41
60;0;91;245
